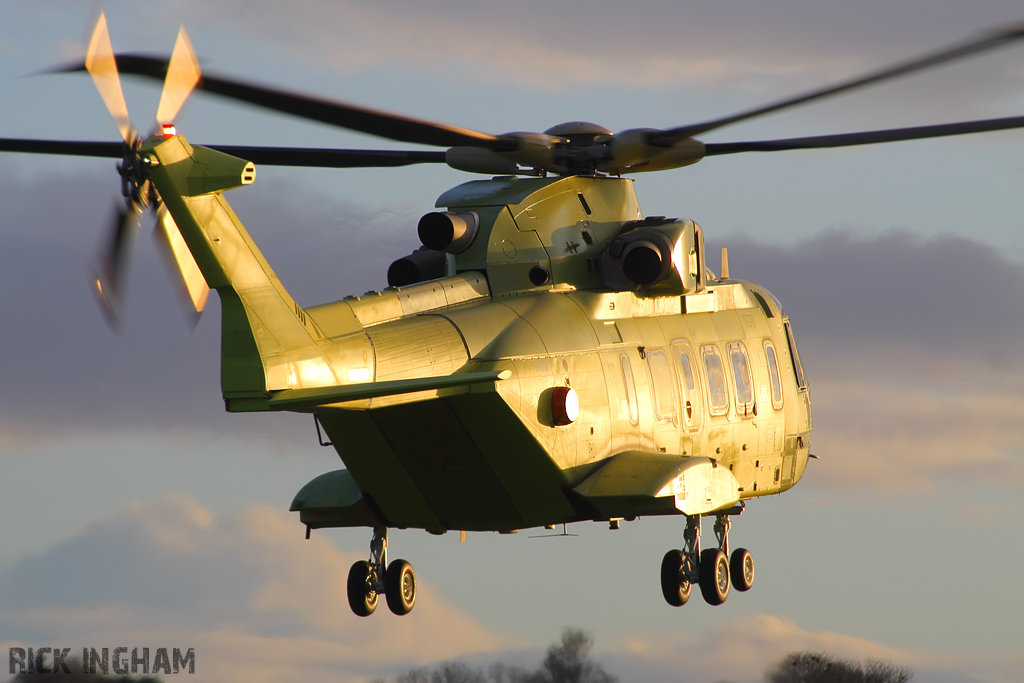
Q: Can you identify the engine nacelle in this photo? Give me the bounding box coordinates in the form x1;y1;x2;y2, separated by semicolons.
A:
600;218;705;296
387;248;451;287
418;211;480;254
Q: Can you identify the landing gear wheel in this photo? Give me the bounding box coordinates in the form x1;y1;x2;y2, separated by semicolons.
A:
699;548;730;605
385;559;417;615
346;560;378;617
660;550;692;606
730;548;754;592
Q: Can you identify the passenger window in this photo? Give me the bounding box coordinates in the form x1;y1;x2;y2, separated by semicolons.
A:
673;341;704;430
764;341;784;409
701;346;729;416
726;342;754;416
647;349;676;424
620;354;639;425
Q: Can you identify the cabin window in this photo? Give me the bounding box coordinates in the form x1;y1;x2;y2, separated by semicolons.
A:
673;341;703;430
764;341;784;409
784;321;807;389
726;342;754;416
701;346;730;416
647;349;676;424
620;354;639;425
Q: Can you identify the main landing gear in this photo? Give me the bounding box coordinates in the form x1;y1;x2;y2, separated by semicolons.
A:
660;507;754;607
347;526;417;617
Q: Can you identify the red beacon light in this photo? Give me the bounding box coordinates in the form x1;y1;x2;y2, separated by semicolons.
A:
551;386;579;426
160;124;177;138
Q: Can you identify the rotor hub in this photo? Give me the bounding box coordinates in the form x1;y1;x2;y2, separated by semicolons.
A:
544;122;613;146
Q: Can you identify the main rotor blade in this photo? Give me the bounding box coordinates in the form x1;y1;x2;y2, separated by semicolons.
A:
69;54;509;150
206;145;447;167
0;138;446;168
703;115;1024;155
84;14;133;143
0;138;123;157
155;26;201;126
653;22;1024;145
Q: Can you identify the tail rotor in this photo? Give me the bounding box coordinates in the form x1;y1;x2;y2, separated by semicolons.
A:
83;13;207;328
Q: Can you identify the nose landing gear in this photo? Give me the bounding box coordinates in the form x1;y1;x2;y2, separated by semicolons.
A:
661;505;754;607
346;526;418;617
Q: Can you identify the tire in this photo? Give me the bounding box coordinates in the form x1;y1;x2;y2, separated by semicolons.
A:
346;560;378;617
385;559;417;615
730;548;755;592
698;548;730;605
660;550;692;606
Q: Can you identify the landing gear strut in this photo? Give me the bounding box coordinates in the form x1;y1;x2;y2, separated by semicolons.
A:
660;505;753;607
346;527;417;617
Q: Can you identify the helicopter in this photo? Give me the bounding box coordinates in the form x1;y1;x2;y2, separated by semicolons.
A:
3;15;1024;618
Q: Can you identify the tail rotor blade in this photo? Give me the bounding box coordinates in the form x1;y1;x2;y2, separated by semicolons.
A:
85;13;133;143
155;26;201;126
153;202;209;326
92;200;141;328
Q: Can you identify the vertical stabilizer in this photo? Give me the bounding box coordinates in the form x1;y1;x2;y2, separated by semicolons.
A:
142;134;367;406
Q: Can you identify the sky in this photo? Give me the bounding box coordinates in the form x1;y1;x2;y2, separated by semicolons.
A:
2;2;1024;682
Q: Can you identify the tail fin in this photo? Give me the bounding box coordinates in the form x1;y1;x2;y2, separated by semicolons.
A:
143;134;367;406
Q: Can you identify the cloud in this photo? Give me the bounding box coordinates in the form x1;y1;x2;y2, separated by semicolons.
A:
716;229;1024;352
162;0;1024;120
0;497;510;683
606;614;917;683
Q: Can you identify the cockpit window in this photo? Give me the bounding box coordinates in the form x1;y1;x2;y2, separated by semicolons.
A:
784;321;807;389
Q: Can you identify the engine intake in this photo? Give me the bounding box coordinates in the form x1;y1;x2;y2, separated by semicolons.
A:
601;219;705;295
621;238;673;285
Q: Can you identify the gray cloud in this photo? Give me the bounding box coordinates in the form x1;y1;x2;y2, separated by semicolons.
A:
713;229;1024;352
166;0;1024;124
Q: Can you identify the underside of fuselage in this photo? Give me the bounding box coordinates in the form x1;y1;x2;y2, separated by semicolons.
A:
306;390;678;533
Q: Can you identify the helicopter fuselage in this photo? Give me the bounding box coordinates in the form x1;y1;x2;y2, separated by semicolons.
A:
297;279;813;534
141;134;811;536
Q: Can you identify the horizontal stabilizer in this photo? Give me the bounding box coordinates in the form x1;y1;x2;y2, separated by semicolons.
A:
268;369;511;409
